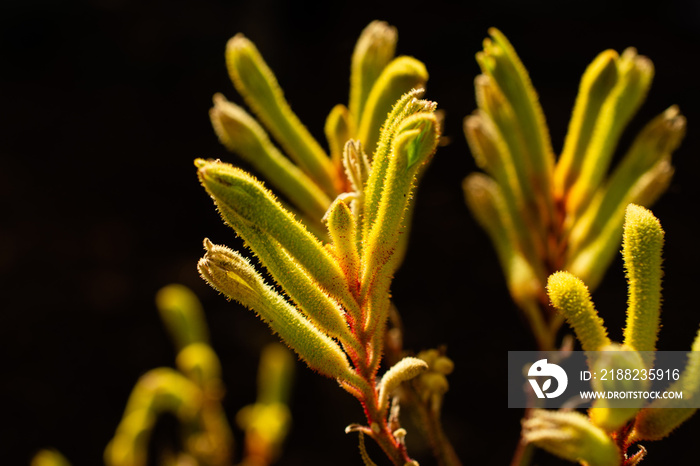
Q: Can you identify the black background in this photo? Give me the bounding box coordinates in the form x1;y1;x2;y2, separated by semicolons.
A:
3;0;700;464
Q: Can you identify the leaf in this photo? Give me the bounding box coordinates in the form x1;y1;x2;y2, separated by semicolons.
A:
541;379;551;392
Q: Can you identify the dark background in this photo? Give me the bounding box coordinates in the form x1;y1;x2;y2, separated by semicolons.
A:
3;0;700;464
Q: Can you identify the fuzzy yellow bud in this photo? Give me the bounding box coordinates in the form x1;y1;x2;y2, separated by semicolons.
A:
225;34;337;196
622;204;664;355
155;284;209;351
350;20;398;126
588;345;649;432
547;271;610;351
378;357;429;414
523;409;620;466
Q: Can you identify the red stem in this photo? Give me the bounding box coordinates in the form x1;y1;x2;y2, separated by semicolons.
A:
344;319;415;465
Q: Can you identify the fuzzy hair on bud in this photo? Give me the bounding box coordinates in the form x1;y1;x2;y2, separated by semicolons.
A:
377;357;428;414
547;271;611;351
523;409;621;466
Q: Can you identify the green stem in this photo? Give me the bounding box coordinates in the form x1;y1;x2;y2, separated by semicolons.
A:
521;300;555;352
